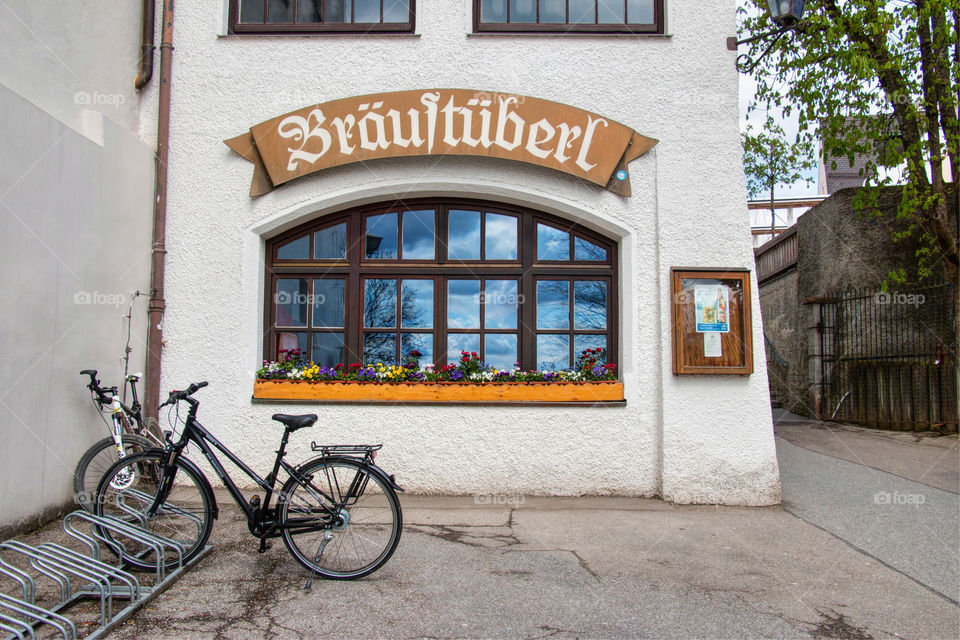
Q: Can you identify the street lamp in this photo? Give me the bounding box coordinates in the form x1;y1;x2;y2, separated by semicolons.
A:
729;0;808;72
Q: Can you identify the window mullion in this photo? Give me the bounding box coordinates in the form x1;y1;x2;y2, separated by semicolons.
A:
520;213;536;370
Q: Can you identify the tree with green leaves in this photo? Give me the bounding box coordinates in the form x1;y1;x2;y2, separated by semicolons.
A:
742;114;818;239
739;0;959;285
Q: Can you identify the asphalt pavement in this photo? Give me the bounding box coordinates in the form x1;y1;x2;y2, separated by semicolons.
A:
10;412;959;639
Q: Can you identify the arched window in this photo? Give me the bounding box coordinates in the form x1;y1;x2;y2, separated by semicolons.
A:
264;199;617;371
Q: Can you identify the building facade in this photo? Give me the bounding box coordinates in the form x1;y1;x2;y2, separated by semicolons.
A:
2;0;782;532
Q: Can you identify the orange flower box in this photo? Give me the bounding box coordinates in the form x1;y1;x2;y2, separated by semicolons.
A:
253;380;624;403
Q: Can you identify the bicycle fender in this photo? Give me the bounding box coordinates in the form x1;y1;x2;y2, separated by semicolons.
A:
297;455;405;493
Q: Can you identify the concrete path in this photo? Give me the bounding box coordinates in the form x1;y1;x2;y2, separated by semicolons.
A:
773;410;959;604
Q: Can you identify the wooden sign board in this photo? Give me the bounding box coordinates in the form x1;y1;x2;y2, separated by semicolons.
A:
225;89;658;197
670;268;754;375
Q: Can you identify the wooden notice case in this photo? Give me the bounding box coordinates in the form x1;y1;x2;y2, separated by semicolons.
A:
670;268;753;375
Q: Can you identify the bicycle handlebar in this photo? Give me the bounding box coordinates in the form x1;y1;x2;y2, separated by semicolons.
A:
80;370;118;404
160;381;209;408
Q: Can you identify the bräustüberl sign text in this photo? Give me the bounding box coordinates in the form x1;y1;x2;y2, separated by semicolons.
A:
225;89;658;197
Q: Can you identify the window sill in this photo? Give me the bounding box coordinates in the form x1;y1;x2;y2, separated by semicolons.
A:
467;32;672;38
218;32;421;39
252;380;625;405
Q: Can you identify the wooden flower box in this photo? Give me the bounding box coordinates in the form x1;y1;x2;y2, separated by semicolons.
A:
253;380;624;404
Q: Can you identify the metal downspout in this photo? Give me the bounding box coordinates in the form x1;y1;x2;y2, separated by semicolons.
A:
144;0;175;425
134;0;155;90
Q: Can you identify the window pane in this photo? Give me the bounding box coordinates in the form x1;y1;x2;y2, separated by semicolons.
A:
326;0;349;22
240;0;265;23
574;281;607;329
569;0;596;23
276;279;308;327
598;0;625;23
401;333;433;365
627;0;654;23
383;0;408;22
267;0;294;22
315;223;346;259
297;0;322;22
402;209;435;259
364;279;397;327
540;0;566;23
510;0;536;22
481;0;507;22
401;280;433;328
537;223;569;260
364;332;396;364
537;280;569;329
366;212;398;259
448;280;481;329
485;334;517;370
354;0;380;22
312;333;345;367
484;280;518;330
313;279;345;328
448;209;481;260
448;334;480;364
277;332;307;360
537;334;570;370
575;335;608;367
277;234;309;260
485;213;518;260
574;236;608;261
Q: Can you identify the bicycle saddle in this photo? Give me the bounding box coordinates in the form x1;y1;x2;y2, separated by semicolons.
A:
271;414;318;432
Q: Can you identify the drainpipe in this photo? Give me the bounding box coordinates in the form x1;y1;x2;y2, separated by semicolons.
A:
144;0;176;426
134;0;155;89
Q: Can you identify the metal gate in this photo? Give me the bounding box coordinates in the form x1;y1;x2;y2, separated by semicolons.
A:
819;282;958;432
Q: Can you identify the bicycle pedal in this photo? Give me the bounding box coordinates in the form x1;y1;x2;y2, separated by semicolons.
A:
258;540;272;554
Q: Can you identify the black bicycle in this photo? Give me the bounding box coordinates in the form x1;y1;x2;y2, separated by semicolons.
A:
93;381;403;580
74;370;162;510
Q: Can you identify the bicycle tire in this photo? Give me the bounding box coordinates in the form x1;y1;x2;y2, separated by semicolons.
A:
279;457;402;580
73;434;156;512
94;450;216;572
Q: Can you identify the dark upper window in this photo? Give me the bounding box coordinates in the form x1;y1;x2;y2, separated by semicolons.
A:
231;0;415;34
265;200;618;372
474;0;664;33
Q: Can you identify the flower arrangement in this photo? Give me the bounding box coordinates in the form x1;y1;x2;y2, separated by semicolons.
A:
256;349;617;384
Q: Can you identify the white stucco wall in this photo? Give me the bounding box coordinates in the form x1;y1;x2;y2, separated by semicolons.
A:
149;1;780;504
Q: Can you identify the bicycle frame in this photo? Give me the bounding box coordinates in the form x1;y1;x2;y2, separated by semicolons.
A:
155;399;347;539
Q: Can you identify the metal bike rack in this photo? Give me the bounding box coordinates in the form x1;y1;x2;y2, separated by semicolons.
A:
0;511;211;640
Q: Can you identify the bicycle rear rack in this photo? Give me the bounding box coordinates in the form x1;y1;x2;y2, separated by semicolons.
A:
0;511;211;639
310;443;382;457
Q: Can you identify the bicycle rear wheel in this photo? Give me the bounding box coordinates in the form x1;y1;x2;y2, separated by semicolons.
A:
94;451;215;571
74;434;155;512
279;457;402;580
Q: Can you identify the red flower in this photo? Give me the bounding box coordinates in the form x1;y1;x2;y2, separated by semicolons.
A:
471;352;478;357
461;355;469;362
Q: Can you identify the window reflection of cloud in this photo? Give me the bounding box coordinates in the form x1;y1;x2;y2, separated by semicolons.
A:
402;210;435;259
537;280;569;329
447;334;480;363
485;213;517;259
485;334;517;369
401;333;433;363
401;280;433;328
448;210;480;260
448;280;480;328
537;224;569;260
484;280;518;329
366;213;397;259
537;334;570;370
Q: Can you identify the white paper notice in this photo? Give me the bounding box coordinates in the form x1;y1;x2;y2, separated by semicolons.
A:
703;332;722;358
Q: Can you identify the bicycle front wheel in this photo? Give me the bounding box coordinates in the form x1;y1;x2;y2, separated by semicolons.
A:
279;457;402;580
74;434;155;512
94;451;215;572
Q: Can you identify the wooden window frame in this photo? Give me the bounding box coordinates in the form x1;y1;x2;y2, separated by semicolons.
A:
472;0;664;35
264;199;618;372
229;0;416;35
